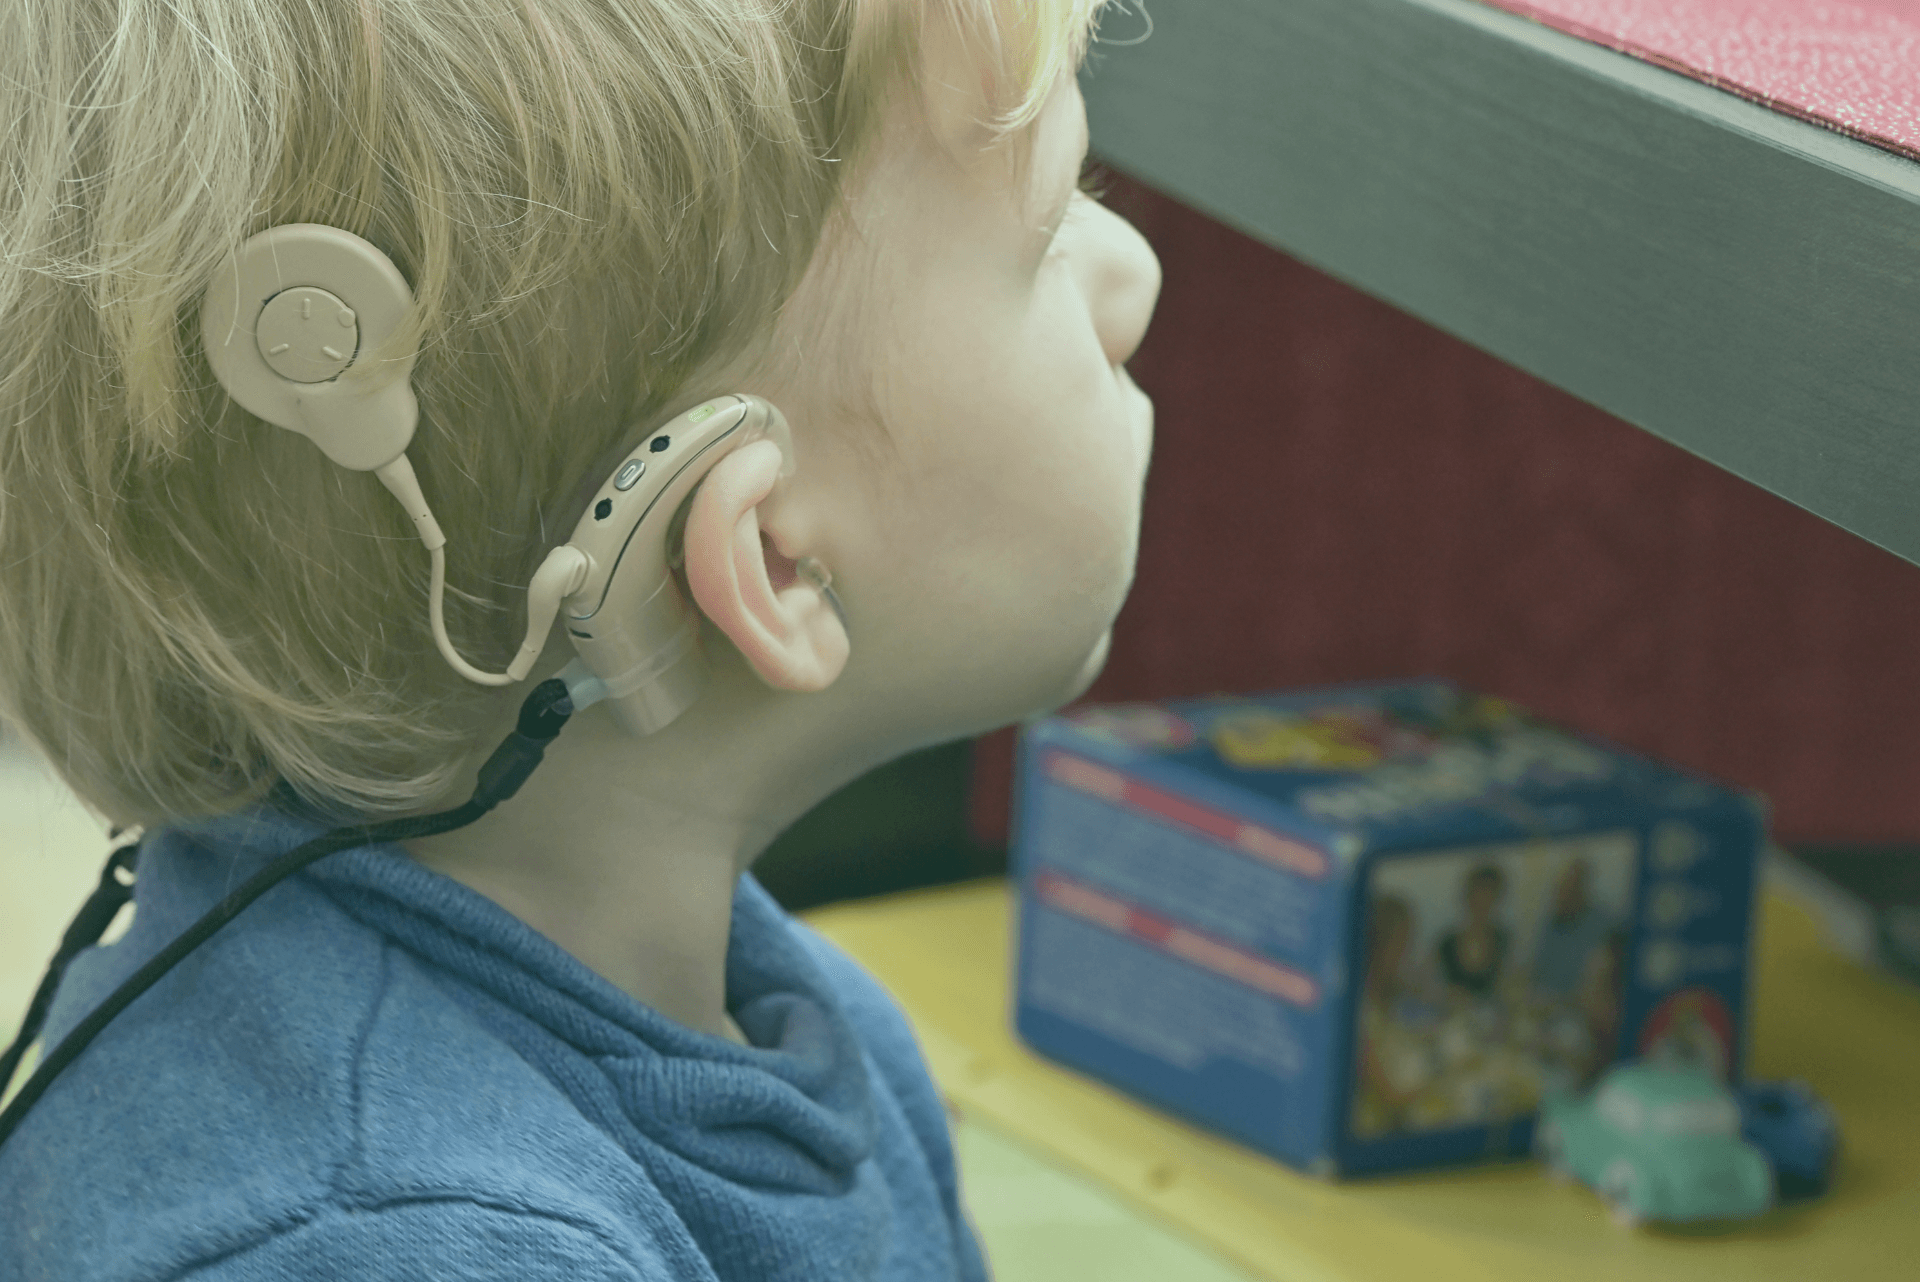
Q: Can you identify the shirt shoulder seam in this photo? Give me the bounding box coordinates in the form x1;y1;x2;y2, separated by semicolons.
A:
329;935;394;1198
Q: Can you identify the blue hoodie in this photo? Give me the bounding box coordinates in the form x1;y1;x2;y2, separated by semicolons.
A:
0;805;988;1281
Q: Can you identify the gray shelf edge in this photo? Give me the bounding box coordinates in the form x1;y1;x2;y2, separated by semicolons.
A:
1084;0;1920;566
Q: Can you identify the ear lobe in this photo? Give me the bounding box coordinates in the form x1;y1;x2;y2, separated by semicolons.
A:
683;437;849;693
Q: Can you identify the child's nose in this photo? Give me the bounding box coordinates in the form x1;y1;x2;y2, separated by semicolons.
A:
1081;202;1162;369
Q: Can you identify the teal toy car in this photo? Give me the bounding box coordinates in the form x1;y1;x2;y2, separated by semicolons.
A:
1535;1064;1774;1227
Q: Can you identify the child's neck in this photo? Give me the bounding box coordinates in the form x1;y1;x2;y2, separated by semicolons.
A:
401;661;852;1045
413;794;753;1043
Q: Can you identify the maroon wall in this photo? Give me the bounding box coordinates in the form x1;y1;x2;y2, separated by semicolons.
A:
972;174;1920;848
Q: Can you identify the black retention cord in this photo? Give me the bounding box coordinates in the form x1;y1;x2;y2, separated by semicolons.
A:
0;677;574;1150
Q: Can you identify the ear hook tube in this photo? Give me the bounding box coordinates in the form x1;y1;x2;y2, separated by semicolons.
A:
796;556;848;631
427;542;592;688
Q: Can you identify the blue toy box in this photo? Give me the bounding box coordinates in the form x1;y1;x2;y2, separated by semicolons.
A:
1010;680;1765;1177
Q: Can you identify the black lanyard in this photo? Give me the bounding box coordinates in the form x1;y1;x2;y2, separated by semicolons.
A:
0;676;574;1151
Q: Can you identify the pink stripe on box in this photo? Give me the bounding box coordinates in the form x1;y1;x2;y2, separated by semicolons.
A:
1044;752;1129;802
1482;0;1920;161
1042;750;1329;878
1035;869;1134;933
1233;824;1331;878
1033;871;1322;1007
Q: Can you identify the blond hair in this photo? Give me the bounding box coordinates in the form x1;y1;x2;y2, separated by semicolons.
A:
0;0;1105;826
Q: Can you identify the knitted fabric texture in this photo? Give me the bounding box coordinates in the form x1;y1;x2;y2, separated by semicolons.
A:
0;805;986;1282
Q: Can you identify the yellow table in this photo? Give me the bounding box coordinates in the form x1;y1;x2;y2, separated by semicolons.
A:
806;883;1920;1282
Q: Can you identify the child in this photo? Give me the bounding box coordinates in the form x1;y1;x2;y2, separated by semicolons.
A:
1436;863;1510;1002
0;1;1160;1277
1352;894;1428;1136
1527;857;1614;1003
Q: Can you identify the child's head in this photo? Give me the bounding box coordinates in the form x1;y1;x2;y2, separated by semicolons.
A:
1551;856;1591;922
0;0;1155;826
1462;864;1505;922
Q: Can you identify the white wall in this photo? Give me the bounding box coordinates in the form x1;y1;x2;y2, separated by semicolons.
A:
0;731;115;1039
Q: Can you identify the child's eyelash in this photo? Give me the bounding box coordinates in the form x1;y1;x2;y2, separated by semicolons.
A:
1078;159;1110;201
1040;160;1105;250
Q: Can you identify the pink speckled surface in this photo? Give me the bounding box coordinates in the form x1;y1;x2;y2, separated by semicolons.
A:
1483;0;1920;160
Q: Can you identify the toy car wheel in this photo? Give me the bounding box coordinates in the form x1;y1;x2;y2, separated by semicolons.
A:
1601;1158;1645;1229
1535;1119;1574;1184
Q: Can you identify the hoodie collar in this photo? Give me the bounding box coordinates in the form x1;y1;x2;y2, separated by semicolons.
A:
161;803;880;1193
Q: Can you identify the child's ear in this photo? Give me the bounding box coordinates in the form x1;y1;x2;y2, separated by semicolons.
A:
682;438;849;692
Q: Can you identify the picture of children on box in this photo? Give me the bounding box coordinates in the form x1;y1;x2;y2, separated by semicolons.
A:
1352;895;1430;1137
1436;864;1510;1000
1531;859;1615;1002
1351;835;1639;1140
